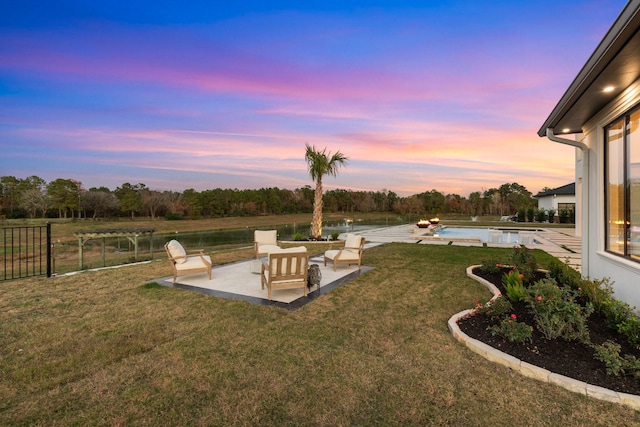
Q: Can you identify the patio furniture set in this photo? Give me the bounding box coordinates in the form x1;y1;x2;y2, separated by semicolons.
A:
164;231;365;301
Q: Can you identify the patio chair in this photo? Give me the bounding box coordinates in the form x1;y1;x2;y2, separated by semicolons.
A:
324;233;365;271
164;239;212;284
254;230;281;259
261;247;309;300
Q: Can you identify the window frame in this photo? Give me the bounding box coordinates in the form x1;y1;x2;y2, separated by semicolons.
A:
604;104;640;262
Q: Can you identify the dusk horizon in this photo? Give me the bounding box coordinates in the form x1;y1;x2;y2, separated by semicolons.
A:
0;0;629;197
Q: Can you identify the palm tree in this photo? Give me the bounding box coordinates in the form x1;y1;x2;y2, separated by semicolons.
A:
304;144;348;240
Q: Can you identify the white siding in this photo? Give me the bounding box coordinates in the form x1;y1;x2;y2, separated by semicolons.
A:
581;78;640;310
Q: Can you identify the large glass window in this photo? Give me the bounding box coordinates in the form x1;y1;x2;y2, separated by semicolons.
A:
606;108;640;261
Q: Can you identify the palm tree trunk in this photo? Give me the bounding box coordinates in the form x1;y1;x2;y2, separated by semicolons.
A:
311;177;323;239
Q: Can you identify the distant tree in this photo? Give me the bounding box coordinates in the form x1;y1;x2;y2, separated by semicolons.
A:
19;188;49;218
1;176;22;216
304;144;348;239
141;189;169;219
83;190;119;218
47;178;80;218
115;183;144;218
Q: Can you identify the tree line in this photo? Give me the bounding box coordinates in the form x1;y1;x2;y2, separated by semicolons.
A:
0;175;539;220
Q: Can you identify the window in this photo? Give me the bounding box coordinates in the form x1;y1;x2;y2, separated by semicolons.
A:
605;108;640;261
557;203;575;211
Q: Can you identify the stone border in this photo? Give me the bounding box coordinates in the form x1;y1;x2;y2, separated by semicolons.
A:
447;265;640;410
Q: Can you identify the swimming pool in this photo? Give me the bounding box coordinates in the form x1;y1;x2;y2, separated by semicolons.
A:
433;227;540;244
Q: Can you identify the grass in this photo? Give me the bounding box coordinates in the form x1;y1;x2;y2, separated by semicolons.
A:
1;241;635;426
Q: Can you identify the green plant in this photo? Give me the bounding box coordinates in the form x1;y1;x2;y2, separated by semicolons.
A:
474;296;513;321
292;232;305;241
535;209;546;223
577;277;614;311
593;340;640;376
527;279;593;342
526;208;535;222
488;314;533;344
478;257;503;275
331;231;340;240
517;208;526;222
510;246;538;284
547;209;556;223
502;269;527;302
559;209;570;224
546;257;582;290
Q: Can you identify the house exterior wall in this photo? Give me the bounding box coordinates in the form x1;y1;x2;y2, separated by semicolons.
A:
581;78;640;310
536;194;575;214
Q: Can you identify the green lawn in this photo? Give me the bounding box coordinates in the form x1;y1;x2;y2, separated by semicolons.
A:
1;242;633;426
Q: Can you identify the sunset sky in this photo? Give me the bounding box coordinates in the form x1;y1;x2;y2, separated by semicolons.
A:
0;0;629;197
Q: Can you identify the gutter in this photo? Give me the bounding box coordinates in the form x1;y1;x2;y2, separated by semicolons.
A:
545;128;587;151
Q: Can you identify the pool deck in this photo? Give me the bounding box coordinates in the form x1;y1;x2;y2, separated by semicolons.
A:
352;224;582;272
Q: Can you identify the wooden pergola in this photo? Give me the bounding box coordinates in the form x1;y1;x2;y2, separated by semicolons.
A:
73;228;155;270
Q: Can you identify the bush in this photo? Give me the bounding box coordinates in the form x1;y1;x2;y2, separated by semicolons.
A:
331;231;340;240
478;257;503;275
527;208;535;222
527;279;593;342
559;209;570;224
164;212;182;220
510;246;538;284
593;340;640;376
601;298;640;346
488;314;533;344
517;209;526;222
546;257;582;290
474;296;513;321
535;209;546;223
547;209;556;223
292;232;305;241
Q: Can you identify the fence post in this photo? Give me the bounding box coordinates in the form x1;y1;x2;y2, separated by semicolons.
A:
46;222;52;277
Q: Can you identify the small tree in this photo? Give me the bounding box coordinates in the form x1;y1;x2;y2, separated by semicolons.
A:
304;144;348;240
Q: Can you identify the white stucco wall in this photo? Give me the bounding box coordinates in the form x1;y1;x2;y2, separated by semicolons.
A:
581;78;640;310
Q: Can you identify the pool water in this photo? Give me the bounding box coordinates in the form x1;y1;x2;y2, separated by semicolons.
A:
434;227;538;244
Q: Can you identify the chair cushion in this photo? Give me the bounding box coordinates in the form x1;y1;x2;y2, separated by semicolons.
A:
257;244;281;256
255;230;277;245
325;249;360;261
175;255;212;271
166;239;187;264
344;234;363;254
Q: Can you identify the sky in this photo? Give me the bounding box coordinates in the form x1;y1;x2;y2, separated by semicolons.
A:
0;0;630;197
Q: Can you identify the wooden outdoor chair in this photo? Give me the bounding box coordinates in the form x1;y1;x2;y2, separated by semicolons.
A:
261;247;309;300
164;239;212;284
324;233;365;271
254;230;281;259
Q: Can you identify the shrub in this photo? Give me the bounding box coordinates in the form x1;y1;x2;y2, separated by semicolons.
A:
478;257;503;275
488;314;533;344
601;298;640;346
527;279;593;342
331;231;340;240
517;209;526;222
292;232;305;241
559;209;570;224
546;257;582;290
510;246;538;284
535;209;546;223
527;208;535;222
547;209;556;223
474;296;513;321
593;340;640;377
165;212;182;220
502;269;527;302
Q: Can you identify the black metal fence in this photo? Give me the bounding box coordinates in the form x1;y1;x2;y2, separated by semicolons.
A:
1;223;52;280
